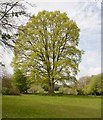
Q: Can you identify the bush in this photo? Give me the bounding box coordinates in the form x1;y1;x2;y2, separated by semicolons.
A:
2;87;9;95
28;87;37;93
42;84;60;92
59;86;78;95
9;87;20;95
2;87;20;95
2;75;12;88
28;85;44;94
2;75;20;95
77;89;84;95
54;84;60;91
42;85;49;92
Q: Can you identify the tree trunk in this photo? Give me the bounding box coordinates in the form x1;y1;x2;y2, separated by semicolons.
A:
48;78;55;94
25;90;28;94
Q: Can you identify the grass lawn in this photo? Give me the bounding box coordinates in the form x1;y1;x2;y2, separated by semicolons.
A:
2;94;101;118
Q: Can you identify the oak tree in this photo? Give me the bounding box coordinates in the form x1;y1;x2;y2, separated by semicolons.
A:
12;10;83;93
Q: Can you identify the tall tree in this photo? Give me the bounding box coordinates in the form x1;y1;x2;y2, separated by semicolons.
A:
12;10;83;93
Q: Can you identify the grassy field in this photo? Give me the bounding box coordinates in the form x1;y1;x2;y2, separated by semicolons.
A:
2;94;101;118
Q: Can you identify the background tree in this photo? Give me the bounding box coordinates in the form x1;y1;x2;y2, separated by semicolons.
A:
83;74;102;95
12;10;83;93
0;0;27;67
0;0;35;68
2;73;20;95
0;0;29;47
77;76;91;95
13;68;30;93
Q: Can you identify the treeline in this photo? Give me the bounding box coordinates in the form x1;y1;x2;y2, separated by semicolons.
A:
76;73;102;95
1;71;103;95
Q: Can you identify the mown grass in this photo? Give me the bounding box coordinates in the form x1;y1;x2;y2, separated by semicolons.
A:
2;94;101;118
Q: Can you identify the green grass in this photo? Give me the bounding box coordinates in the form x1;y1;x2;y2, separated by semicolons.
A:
2;94;101;118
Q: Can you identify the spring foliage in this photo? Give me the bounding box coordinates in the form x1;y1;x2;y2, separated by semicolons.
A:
13;69;30;93
12;10;83;93
83;74;102;95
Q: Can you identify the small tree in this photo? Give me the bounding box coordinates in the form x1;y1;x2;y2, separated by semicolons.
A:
13;69;30;93
2;74;20;95
77;76;91;95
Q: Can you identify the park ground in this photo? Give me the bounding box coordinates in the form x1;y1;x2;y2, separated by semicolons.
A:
2;94;101;118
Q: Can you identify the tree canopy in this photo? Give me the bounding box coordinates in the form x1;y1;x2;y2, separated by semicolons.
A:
12;10;83;93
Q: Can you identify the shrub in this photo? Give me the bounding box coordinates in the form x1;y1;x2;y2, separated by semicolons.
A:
28;85;44;94
59;86;78;95
28;87;37;93
2;87;20;95
2;75;20;95
54;84;60;91
42;85;49;92
9;87;20;95
2;87;9;95
2;75;12;88
77;89;84;95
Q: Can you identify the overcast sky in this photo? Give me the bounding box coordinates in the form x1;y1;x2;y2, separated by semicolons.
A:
0;0;101;78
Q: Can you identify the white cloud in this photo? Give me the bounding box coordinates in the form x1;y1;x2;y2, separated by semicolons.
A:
78;50;101;78
0;47;13;75
78;64;101;78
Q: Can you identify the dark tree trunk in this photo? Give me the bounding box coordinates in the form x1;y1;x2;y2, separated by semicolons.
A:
25;90;28;94
48;78;55;94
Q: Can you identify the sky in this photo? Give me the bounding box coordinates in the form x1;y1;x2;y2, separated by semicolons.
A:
0;0;101;79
